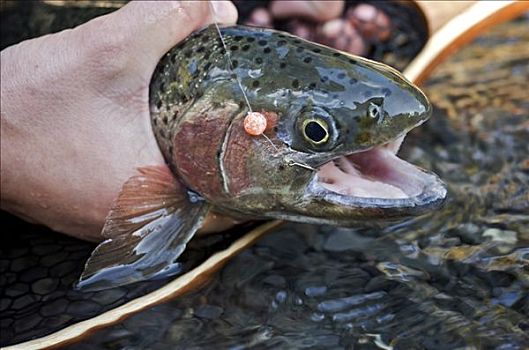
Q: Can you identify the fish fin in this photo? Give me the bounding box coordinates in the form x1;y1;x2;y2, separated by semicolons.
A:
76;165;209;291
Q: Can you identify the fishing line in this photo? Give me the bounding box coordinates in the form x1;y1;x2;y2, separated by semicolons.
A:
209;1;253;113
208;1;280;153
208;2;316;173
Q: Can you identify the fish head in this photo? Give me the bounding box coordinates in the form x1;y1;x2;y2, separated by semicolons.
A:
210;26;445;224
274;54;432;166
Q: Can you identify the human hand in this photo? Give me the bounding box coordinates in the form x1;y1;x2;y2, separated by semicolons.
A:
243;1;391;56
0;1;238;241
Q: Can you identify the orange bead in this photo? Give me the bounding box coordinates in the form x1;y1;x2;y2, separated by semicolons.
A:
243;112;267;136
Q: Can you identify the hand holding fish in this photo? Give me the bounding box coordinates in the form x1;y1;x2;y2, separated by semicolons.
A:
1;1;445;290
0;1;238;241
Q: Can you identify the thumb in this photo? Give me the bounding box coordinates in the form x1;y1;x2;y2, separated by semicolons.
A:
96;1;238;69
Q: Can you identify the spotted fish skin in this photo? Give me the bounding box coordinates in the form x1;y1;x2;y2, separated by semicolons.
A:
150;25;436;222
151;25;428;161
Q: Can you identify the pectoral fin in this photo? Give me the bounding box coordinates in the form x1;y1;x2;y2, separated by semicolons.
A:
76;165;209;291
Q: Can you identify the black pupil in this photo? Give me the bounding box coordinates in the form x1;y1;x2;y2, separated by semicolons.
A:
305;121;327;143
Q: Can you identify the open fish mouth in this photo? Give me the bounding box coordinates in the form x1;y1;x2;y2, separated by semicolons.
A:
309;136;447;210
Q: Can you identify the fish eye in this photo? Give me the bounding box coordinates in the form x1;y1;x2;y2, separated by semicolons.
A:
302;119;329;144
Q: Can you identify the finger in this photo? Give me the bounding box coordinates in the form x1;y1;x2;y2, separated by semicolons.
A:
270;0;344;22
91;1;238;66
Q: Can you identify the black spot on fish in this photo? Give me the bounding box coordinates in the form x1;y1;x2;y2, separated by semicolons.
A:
204;62;211;71
203;52;210;60
292;79;300;89
263;47;271;54
278;34;286;38
246;37;255;43
309;82;316;89
231;60;238;69
234;35;243;42
255;57;263;64
252;80;260;88
321;76;329;83
303;57;312;64
156;99;162;109
349;78;358;85
162;115;168;124
338;73;346;79
278;164;285;171
280;62;287;69
294;39;301;44
332;52;340;57
312;48;321;53
258;40;267;46
296;47;304;53
201;35;210;43
277;40;286;46
197;46;205;53
348;58;355;64
242;44;250;51
230;45;238;51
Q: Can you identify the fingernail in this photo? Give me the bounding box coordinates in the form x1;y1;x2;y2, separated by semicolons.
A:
211;1;238;24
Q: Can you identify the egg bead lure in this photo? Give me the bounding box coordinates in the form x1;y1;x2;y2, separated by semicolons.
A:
243;112;267;136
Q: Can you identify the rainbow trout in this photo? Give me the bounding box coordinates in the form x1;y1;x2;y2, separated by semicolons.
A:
78;25;446;290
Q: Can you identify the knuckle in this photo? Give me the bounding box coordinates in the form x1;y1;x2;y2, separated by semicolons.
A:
78;18;130;79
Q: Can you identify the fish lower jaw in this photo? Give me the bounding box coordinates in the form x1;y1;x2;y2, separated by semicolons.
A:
311;143;446;209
